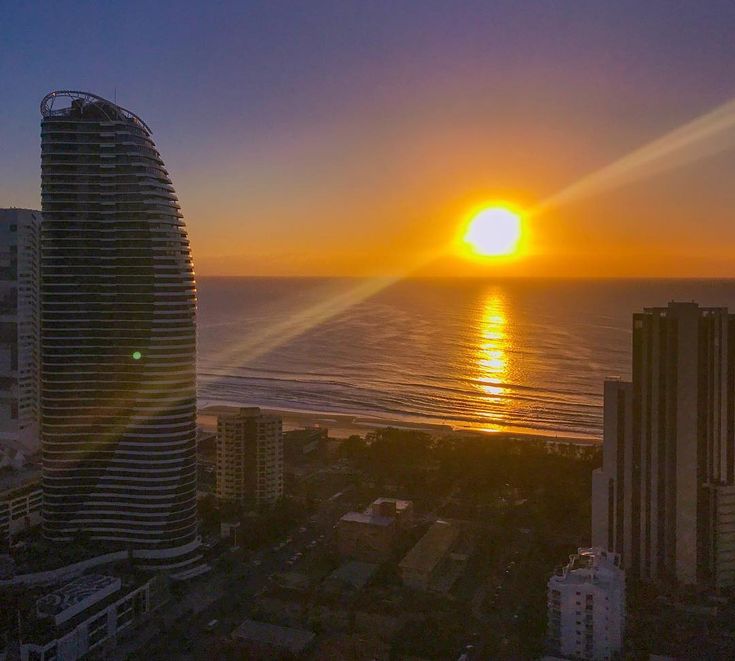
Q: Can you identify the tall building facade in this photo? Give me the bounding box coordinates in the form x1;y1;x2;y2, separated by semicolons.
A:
592;301;735;588
40;91;200;572
216;407;283;507
547;547;625;661
0;209;41;460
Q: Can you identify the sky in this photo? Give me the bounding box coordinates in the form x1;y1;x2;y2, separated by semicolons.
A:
3;1;735;277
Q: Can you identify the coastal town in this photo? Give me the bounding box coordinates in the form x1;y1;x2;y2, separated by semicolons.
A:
3;407;598;659
6;391;735;658
4;6;735;657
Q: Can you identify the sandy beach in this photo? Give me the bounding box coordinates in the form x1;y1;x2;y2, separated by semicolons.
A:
197;403;600;446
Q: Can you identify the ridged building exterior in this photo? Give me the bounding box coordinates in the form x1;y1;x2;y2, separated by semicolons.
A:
592;301;735;588
40;91;201;574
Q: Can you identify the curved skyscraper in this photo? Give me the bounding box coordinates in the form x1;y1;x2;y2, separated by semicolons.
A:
40;91;200;573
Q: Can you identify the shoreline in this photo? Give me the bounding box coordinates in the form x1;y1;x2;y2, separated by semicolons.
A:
197;402;601;446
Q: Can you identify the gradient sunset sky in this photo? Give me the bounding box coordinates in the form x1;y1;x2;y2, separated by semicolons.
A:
3;1;735;277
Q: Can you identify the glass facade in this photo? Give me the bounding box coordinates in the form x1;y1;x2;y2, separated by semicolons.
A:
40;91;199;568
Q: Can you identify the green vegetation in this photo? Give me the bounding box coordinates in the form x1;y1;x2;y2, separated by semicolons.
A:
199;496;307;550
186;428;598;659
341;428;600;658
345;428;597;530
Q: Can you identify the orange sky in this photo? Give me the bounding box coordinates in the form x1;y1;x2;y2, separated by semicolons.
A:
5;3;735;278
184;93;735;278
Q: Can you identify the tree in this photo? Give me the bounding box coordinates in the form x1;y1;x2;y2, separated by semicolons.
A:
339;434;366;459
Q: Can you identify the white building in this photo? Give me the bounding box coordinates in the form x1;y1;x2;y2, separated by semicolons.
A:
0;208;41;459
547;547;625;661
2;573;170;660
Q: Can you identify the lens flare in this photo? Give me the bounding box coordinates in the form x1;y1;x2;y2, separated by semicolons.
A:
200;97;735;386
532;97;735;217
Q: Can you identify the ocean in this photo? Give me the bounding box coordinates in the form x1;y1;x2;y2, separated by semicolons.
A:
197;278;735;439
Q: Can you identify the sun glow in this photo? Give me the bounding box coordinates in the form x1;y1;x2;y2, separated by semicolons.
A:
475;289;511;432
462;207;522;257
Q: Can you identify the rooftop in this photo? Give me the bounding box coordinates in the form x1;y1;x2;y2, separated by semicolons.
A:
40;90;152;134
340;511;394;527
231;619;315;654
36;574;121;624
371;497;412;511
399;520;460;574
0;465;41;495
21;572;153;647
218;407;281;423
550;546;624;587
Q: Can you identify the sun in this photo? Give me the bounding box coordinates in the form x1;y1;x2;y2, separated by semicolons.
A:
463;207;522;257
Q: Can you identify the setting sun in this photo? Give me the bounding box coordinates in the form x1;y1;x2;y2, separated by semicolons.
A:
463;207;523;257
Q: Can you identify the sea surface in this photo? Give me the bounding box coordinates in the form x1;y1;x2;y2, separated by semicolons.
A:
197;278;735;439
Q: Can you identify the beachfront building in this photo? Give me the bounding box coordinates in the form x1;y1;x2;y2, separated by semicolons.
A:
39;91;201;575
547;547;625;660
216;407;284;507
592;302;735;588
0;208;41;462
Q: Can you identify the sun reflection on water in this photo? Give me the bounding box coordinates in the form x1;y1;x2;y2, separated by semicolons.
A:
476;289;510;430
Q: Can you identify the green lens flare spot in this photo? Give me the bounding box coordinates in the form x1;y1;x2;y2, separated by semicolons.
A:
132;351;142;360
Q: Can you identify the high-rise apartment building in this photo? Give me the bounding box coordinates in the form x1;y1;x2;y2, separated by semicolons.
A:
216;407;283;507
592;301;735;588
0;209;41;461
40;91;200;573
547;547;625;661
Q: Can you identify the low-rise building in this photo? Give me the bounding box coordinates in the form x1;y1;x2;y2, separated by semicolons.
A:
398;519;461;591
337;512;395;561
336;497;414;561
6;572;170;661
0;465;41;549
370;498;413;527
547;547;625;661
322;560;378;596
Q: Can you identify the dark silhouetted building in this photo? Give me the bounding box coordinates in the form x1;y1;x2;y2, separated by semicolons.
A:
592;301;735;588
40;91;200;574
0;208;41;460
